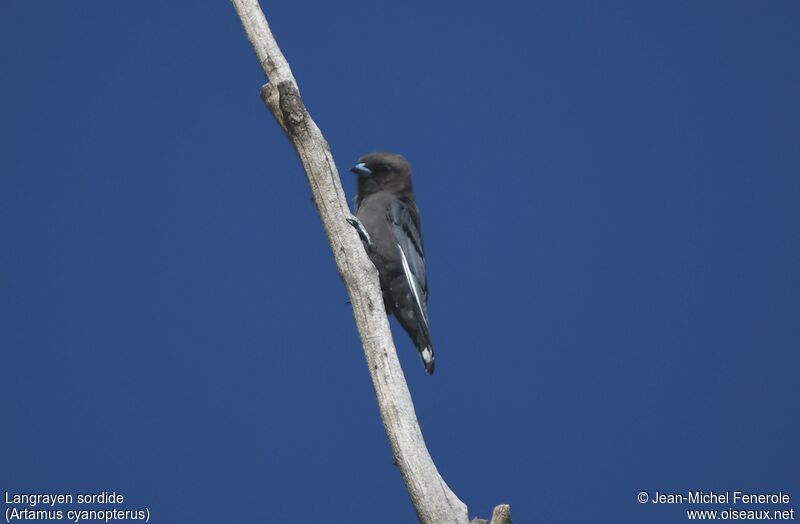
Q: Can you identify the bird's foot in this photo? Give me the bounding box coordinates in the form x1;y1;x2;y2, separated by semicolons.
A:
347;217;375;252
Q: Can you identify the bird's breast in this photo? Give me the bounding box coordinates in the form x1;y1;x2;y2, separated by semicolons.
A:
356;195;403;279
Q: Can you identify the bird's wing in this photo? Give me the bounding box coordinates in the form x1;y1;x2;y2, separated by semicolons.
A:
387;199;435;374
387;199;427;301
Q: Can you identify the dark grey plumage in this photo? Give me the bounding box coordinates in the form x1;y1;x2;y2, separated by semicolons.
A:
349;152;435;374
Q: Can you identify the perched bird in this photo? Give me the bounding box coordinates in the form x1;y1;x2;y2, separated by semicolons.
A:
349;152;435;374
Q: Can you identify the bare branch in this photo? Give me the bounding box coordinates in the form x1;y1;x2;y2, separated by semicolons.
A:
471;504;512;524
491;504;512;524
231;2;507;522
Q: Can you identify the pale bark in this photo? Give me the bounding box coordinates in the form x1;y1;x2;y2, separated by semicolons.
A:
231;2;509;522
472;504;512;524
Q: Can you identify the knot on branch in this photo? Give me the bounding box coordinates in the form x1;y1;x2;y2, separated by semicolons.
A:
260;81;306;136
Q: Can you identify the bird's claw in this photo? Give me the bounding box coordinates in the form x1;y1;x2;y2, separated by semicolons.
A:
347;217;375;252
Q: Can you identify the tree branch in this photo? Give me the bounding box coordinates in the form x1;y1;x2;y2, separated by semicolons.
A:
231;2;508;522
472;504;512;524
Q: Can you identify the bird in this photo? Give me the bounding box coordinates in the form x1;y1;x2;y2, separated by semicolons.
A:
348;152;435;374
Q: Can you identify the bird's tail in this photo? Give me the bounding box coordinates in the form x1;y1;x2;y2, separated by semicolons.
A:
388;271;435;375
420;344;435;374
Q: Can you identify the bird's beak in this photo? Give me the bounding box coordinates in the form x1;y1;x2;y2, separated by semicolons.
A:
350;162;372;177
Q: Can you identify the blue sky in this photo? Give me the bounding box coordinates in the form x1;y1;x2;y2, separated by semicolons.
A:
1;1;798;522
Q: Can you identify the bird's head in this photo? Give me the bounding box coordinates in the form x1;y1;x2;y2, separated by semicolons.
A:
350;152;413;199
